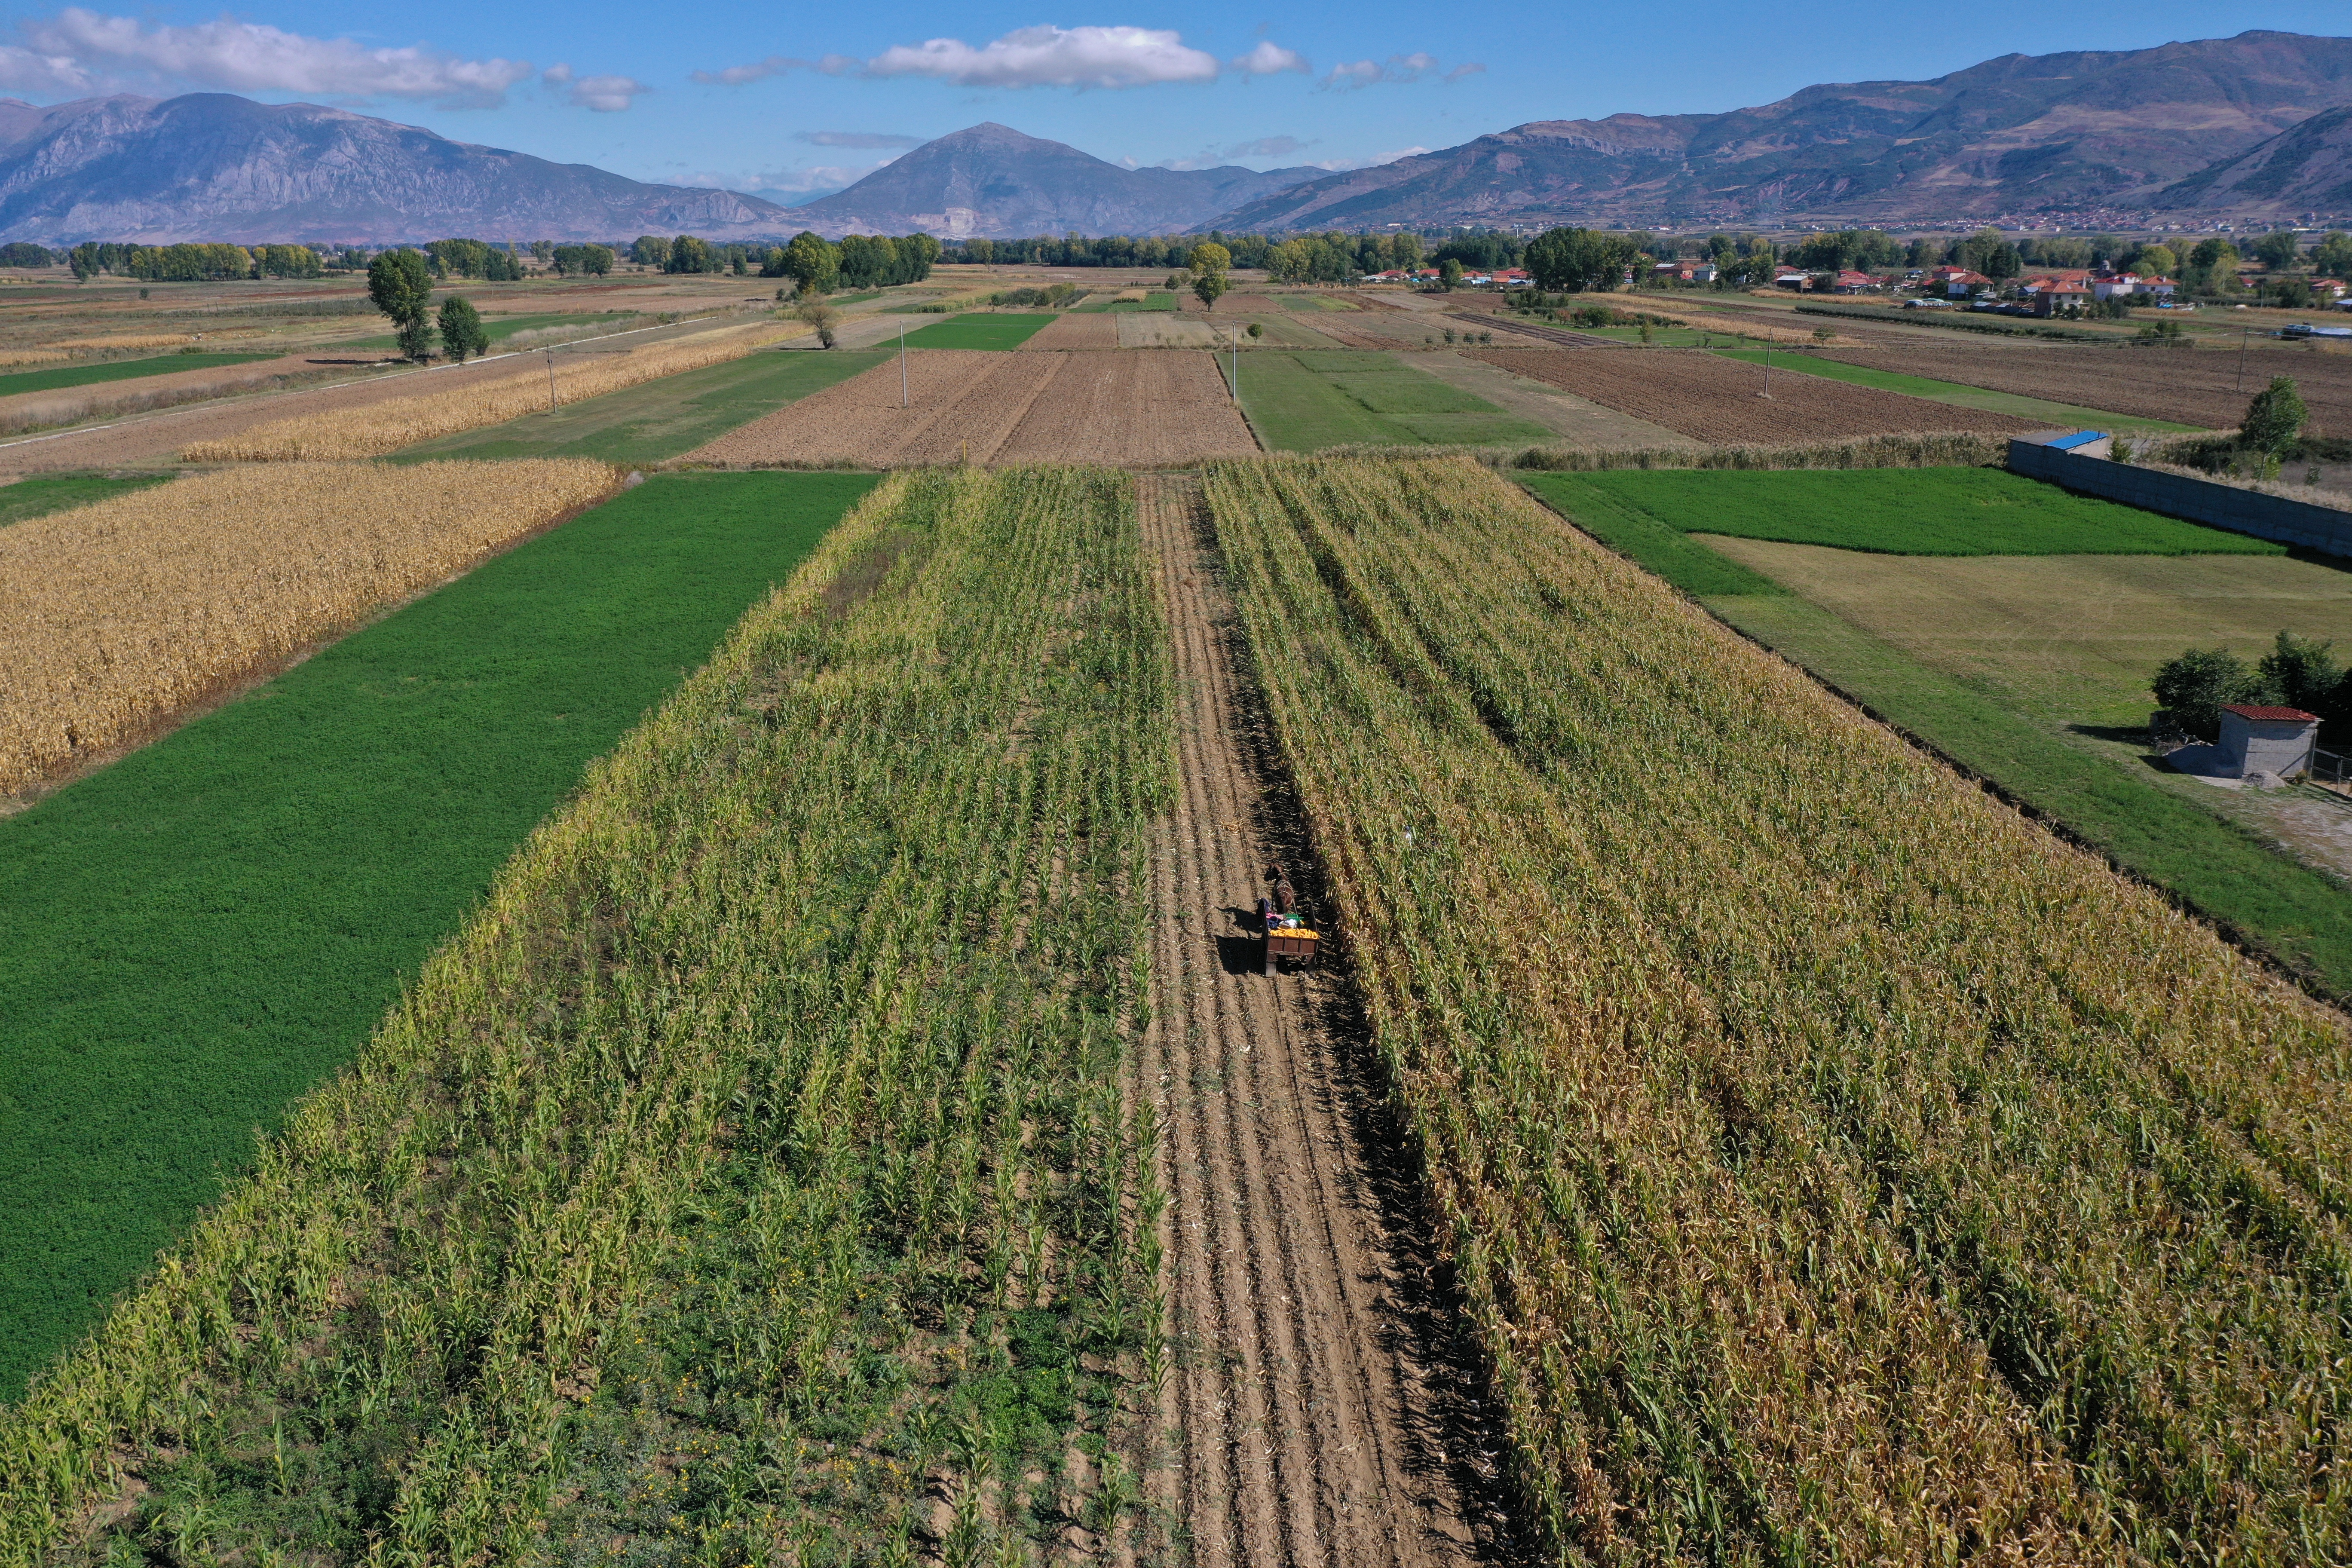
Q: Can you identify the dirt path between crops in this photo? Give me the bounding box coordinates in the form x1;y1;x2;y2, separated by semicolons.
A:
1135;474;1516;1568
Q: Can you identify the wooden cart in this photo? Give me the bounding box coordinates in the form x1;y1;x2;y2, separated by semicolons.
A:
1264;926;1320;975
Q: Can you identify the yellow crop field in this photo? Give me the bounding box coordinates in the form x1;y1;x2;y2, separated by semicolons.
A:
1207;454;2352;1562
0;351;73;368
181;319;797;462
0;459;616;795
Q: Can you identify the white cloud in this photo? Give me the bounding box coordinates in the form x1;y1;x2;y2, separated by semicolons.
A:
797;129;923;148
1226;134;1312;159
0;44;89;93
865;26;1219;89
1310;145;1429;171
1229;41;1307;76
1319;51;1477;90
690;52;859;84
15;7;531;106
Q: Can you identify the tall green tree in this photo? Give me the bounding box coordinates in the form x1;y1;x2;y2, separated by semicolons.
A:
778;232;839;297
2152;648;2257;738
1189;239;1232;312
2252;230;2304;272
2313;233;2352;280
436;297;489;364
2241;377;2308;455
367;248;435;361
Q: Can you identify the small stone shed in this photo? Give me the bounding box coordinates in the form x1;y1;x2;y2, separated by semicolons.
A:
2218;704;2321;779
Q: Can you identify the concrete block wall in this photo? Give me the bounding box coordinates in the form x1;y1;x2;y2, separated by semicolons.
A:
2006;438;2352;557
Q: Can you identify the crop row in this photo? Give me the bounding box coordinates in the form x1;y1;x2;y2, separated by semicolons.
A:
180;318;798;461
0;466;1175;1566
0;459;618;797
1204;454;2352;1563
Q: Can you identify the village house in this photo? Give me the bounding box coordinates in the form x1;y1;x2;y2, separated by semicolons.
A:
1831;270;1880;294
1929;266;1993;297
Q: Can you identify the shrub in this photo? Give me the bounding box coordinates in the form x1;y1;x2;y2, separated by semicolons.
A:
2242;376;2309;456
2151;647;2257;736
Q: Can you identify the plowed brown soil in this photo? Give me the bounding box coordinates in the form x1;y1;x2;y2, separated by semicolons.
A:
688;350;1257;466
1021;311;1122;349
1468;346;2039;443
1137;474;1516;1568
1813;340;2352;433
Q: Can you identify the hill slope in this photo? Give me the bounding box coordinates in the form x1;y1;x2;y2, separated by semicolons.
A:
791;122;1319;239
2156;103;2352;213
1208;30;2352;230
0;93;791;245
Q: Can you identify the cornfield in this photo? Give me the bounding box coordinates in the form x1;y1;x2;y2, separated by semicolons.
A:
0;460;617;796
181;319;799;462
0;467;1176;1566
1204;453;2352;1563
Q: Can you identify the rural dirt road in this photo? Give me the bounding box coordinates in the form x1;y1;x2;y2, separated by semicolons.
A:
1135;475;1516;1568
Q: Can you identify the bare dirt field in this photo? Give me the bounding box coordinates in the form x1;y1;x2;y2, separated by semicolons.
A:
687;349;1258;467
1468;347;2040;444
1814;340;2352;434
1020;311;1121;349
1138;473;1515;1568
1414;352;1698;449
1121;314;1222;349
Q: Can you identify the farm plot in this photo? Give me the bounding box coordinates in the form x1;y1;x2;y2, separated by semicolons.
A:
1239;350;1553;451
181;318;796;461
0;460;616;796
1568;465;2281;555
393;347;890;463
0;471;874;1408
0;469;1176;1568
688;349;1256;466
0;352;273;398
1470;345;2039;442
1814;340;2352;432
0;471;172;528
1712;347;2200;431
1018;310;1121;349
1528;470;2352;994
1211;453;2352;1564
900;311;1057;349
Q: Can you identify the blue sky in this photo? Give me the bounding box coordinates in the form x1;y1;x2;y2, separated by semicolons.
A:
2;0;2346;202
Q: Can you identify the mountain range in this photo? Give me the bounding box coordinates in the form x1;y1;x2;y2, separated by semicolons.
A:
0;92;790;245
1;31;2349;247
1210;31;2352;231
792;123;1318;239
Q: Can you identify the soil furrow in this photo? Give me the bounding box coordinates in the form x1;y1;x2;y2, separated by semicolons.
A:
1136;472;1512;1568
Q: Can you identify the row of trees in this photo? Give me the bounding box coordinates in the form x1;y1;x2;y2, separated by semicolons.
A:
754;231;940;294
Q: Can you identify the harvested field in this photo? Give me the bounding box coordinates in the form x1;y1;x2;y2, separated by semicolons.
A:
689;349;1257;466
1121;314;1221;349
1020;310;1121;349
1815;340;2352;433
1469;346;2040;443
0;459;616;794
182;320;793;461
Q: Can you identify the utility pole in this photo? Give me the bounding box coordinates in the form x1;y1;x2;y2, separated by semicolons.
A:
2238;325;2250;393
1761;338;1773;399
900;320;908;407
544;347;557;412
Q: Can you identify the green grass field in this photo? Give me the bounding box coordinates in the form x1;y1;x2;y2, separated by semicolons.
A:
0;352;274;397
396;348;890;462
1524;470;2352;1001
0;472;175;528
1577;466;2282;555
900;312;1056;349
1711;347;2200;431
329;311;636;352
1238;350;1555;450
1279;296;1349;312
0;471;877;1401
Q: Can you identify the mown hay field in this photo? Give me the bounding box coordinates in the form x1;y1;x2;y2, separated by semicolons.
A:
1208;453;2352;1563
0;459;616;794
181;319;796;461
0;468;1175;1566
1468;345;2040;443
689;348;1257;466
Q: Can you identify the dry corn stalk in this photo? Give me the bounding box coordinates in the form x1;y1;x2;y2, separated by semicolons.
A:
0;350;74;368
0;459;617;794
182;320;800;462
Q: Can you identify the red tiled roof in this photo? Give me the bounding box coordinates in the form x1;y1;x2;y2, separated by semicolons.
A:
2220;704;2320;722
